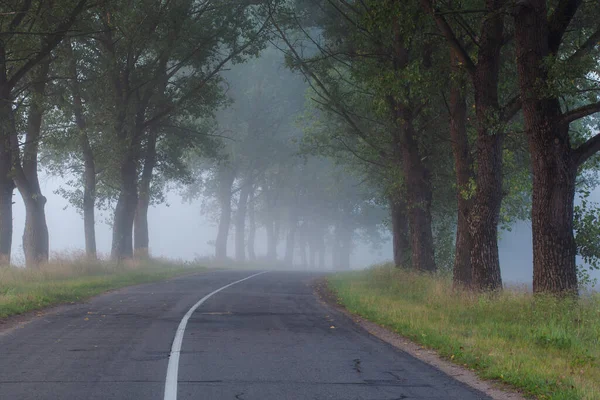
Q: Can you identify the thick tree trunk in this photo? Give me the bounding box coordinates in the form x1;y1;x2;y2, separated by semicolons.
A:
247;187;256;261
215;166;235;261
234;177;252;263
389;195;410;268
67;39;97;259
468;134;504;290
398;112;437;272
134;129;158;259
111;157;138;261
22;197;49;268
0;101;14;265
388;26;436;272
13;60;50;268
468;3;505;291
514;0;578;293
449;50;474;288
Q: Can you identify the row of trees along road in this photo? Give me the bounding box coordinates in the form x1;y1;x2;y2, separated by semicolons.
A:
270;0;600;295
2;1;600;296
0;0;275;267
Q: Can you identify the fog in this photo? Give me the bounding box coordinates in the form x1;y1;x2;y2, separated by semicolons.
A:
11;172;600;288
3;0;600;296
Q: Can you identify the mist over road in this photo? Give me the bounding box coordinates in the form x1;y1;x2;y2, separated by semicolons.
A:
0;271;488;400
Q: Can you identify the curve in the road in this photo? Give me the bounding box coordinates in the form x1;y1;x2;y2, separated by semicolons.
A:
163;271;267;400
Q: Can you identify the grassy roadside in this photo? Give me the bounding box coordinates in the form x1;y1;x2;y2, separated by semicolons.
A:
0;258;207;319
328;265;600;400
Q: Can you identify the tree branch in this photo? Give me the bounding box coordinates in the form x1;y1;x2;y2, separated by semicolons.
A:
420;0;476;75
562;100;600;125
548;0;583;54
567;25;600;62
574;133;600;167
7;0;89;90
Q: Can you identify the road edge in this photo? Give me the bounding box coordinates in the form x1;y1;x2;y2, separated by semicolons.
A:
0;269;212;337
312;277;527;400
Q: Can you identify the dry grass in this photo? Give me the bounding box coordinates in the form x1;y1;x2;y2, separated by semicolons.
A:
0;254;207;318
329;264;600;400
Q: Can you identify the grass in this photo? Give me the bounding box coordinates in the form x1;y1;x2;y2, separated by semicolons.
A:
328;264;600;400
0;256;207;319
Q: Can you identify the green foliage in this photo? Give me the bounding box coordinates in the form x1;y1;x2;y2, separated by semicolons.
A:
574;189;600;287
330;265;600;399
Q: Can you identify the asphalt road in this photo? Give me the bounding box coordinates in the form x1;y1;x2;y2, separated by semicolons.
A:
0;270;490;400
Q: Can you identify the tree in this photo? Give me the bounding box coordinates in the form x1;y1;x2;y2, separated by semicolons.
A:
0;0;89;266
513;0;600;293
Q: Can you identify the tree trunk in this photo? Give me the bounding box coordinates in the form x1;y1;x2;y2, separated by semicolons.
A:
22;197;49;268
468;4;505;291
0;101;14;265
284;208;297;266
284;224;296;266
265;219;277;261
12;60;50;268
514;0;578;294
234;176;252;263
388;26;436;273
318;235;325;269
398;112;437;272
389;195;410;268
134;129;158;259
215;166;235;261
449;49;474;288
67;38;97;259
247;186;256;261
111;156;138;261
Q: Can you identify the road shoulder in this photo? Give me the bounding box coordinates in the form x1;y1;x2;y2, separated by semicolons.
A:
313;278;526;400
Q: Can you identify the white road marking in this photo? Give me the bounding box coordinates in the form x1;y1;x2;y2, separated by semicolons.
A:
163;271;267;400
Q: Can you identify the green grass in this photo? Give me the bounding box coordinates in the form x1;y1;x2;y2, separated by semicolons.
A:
0;257;207;319
329;265;600;400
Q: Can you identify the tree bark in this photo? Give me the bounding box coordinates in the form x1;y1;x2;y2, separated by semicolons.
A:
111;155;138;261
134;128;158;259
388;22;436;272
467;1;506;291
449;48;474;288
389;195;410;268
0;100;14;265
514;0;578;294
67;38;97;259
234;176;252;263
12;60;51;268
247;186;256;261
398;112;437;272
215;166;235;261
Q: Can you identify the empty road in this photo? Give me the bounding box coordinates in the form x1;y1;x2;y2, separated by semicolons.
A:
0;270;489;399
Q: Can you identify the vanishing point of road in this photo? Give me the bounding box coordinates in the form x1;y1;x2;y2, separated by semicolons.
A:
0;270;490;399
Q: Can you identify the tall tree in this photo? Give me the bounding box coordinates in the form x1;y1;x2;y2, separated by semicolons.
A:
0;0;89;265
513;0;600;293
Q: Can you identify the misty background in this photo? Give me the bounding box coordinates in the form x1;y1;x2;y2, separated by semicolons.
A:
14;130;600;287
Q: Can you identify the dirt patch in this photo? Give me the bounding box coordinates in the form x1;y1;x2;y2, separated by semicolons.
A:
313;278;526;400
